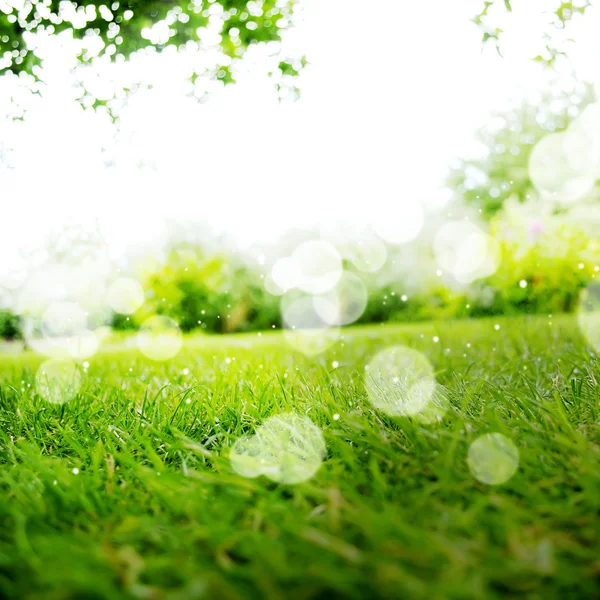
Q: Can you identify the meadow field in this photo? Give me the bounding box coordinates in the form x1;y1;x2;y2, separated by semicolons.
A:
0;314;599;599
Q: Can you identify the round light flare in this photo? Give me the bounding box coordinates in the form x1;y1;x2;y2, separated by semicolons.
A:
270;256;299;294
0;255;28;290
565;105;600;176
24;302;99;360
282;295;340;356
264;274;285;297
35;359;82;405
291;240;343;295
529;131;597;204
373;203;424;245
41;302;88;339
230;413;326;485
65;330;100;360
434;221;500;284
467;433;519;485
107;278;145;315
16;263;109;319
344;236;387;273
16;265;74;317
410;382;449;425
313;271;368;326
137;315;183;361
365;346;440;418
577;282;600;352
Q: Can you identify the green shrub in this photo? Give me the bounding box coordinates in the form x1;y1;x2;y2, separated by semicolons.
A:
136;248;280;334
0;310;22;340
107;218;598;337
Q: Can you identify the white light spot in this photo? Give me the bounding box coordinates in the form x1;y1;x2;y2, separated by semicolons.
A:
374;202;424;245
467;433;519;485
24;301;100;360
35;359;82;405
107;277;145;315
434;221;500;284
519;280;527;289
364;345;447;422
529;129;597;204
68;330;100;360
230;413;326;484
312;271;368;327
137;315;183;361
269;256;299;294
72;468;79;475
282;295;340;356
292;240;343;295
343;234;387;273
577;282;600;352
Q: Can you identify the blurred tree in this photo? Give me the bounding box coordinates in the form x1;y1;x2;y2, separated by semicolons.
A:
446;81;596;219
133;245;280;334
0;0;302;86
474;0;592;65
0;309;22;340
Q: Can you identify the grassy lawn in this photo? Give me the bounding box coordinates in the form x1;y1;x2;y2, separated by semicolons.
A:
0;315;599;599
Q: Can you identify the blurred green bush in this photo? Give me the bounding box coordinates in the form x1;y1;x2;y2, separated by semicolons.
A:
2;225;596;341
118;246;281;334
0;310;22;341
110;217;597;336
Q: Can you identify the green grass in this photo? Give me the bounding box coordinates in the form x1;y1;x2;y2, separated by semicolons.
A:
0;315;599;599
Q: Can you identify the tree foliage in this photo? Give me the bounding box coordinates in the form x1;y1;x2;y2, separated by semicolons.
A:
131;245;280;334
0;309;21;340
446;82;595;219
0;0;298;83
475;0;592;65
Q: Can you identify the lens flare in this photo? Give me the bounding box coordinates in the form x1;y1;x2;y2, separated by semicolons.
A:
35;359;82;405
374;203;424;245
365;346;443;418
66;329;100;360
282;295;340;356
434;221;500;284
107;277;145;315
577;282;600;352
230;413;326;484
24;301;99;359
529;131;597;204
467;433;519;485
41;302;88;339
137;315;183;361
313;271;368;326
270;256;299;293
344;236;387;273
0;255;28;290
291;240;343;295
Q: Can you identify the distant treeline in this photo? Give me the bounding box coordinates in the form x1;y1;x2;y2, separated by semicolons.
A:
0;241;593;341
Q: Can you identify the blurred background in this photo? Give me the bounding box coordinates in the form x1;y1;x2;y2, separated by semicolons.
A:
0;0;599;348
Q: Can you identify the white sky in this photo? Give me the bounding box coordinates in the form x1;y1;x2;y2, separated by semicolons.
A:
1;0;599;271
